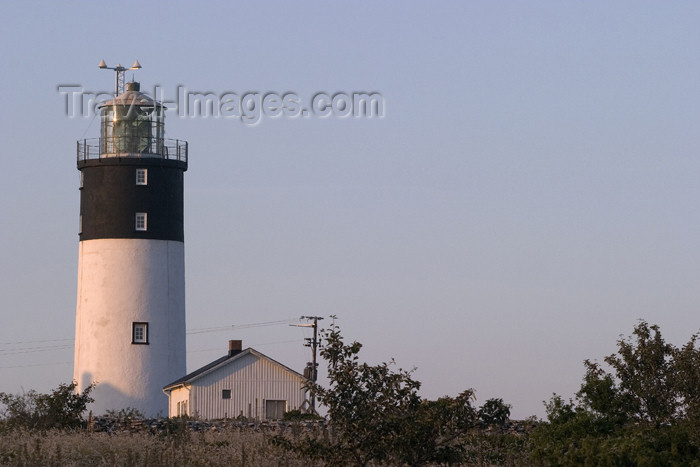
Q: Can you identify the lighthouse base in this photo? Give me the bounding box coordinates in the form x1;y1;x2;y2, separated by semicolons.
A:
74;238;186;417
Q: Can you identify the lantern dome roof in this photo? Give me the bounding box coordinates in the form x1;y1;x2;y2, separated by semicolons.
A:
99;82;164;109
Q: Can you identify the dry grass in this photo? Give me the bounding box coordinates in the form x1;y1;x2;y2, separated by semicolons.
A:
0;421;533;466
0;426;317;467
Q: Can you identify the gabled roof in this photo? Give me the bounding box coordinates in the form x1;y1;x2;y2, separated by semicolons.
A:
163;348;306;391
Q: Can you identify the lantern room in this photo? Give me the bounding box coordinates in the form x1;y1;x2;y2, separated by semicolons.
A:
98;82;165;156
77;84;186;165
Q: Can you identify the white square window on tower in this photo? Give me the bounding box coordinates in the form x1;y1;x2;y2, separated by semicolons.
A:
136;168;148;185
132;322;149;344
135;213;147;231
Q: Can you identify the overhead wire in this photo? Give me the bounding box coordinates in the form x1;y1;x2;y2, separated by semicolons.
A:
0;318;305;359
0;345;73;356
0;338;72;346
0;361;72;370
186;318;301;335
188;338;304;354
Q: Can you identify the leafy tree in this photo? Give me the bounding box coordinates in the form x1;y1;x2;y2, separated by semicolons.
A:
312;324;422;466
530;321;700;464
393;390;477;466
272;324;479;466
674;331;700;444
0;381;95;429
597;321;679;425
478;398;511;427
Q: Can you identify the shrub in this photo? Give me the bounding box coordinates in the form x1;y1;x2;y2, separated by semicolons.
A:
478;398;511;427
104;407;144;419
0;381;94;429
281;409;322;421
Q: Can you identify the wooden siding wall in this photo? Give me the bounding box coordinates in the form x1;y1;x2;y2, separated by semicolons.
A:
190;353;307;420
168;386;191;417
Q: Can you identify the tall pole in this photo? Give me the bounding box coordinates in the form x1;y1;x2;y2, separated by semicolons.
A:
311;316;319;412
300;315;323;413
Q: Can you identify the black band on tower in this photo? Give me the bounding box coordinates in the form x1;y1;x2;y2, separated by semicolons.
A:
79;158;186;242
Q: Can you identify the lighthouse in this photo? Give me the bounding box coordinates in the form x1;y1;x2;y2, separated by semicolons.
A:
74;68;188;416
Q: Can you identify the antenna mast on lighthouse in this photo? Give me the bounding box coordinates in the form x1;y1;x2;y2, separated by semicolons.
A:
98;59;142;95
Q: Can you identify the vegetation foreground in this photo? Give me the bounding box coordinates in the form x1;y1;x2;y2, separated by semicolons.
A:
0;425;308;467
1;320;699;466
0;423;529;466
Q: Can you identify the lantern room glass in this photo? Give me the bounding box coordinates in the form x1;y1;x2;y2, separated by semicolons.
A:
100;104;165;156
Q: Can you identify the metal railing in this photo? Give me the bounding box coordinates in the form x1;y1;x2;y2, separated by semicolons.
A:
77;137;188;163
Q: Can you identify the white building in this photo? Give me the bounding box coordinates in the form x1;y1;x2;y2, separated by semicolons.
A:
163;340;309;420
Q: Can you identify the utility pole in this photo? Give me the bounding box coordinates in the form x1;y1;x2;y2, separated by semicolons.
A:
292;315;324;413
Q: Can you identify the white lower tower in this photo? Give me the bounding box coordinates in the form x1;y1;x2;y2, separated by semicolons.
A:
74;81;188;416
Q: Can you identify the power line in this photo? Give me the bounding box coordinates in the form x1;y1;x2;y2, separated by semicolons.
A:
0;338;73;346
186;318;301;335
0;361;72;370
0;318;299;344
0;319;304;358
188;338;302;354
0;337;306;366
0;345;73;356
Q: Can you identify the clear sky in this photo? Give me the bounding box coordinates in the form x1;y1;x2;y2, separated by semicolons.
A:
0;1;698;419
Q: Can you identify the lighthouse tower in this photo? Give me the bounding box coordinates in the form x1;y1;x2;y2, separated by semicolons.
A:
74;77;188;416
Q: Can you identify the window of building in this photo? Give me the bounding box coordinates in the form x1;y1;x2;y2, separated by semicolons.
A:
135;213;147;231
136;168;148;185
265;400;287;420
132;322;149;344
176;400;188;416
80;171;84;189
222;389;231;399
78;215;82;234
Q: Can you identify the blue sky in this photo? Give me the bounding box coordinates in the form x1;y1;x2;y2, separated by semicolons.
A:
0;1;698;418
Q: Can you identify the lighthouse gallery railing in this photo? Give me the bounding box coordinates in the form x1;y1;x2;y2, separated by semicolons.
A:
77;137;188;163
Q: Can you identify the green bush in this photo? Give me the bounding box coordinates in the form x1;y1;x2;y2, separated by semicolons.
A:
0;381;94;430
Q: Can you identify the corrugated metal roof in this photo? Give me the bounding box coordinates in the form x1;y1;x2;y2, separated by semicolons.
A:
163;348;306;390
